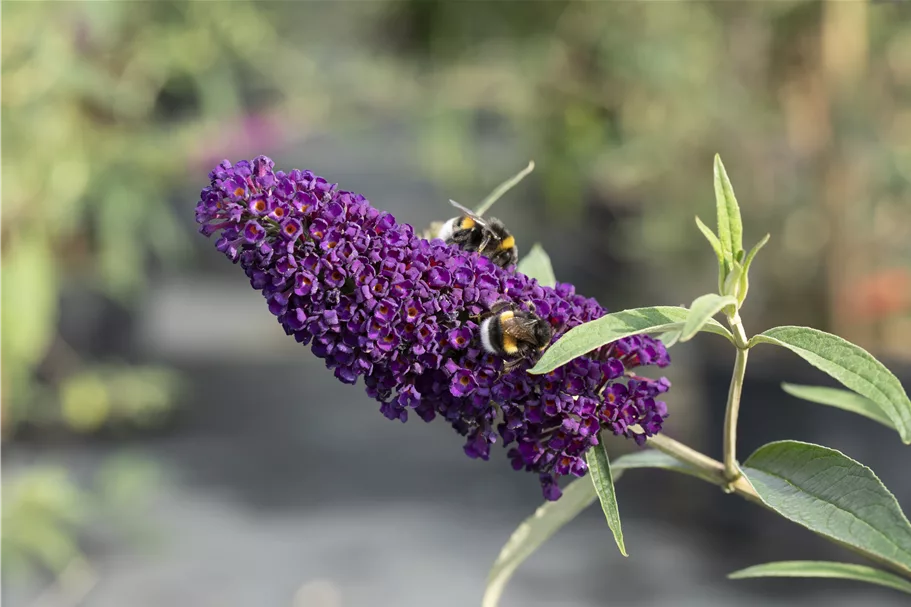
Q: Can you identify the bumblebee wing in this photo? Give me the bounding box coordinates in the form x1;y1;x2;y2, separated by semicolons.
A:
448;198;475;215
503;319;537;342
448;199;488;226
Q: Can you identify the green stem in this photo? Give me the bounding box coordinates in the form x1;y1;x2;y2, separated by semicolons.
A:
648;433;911;579
648;434;724;475
647;434;761;503
722;316;750;487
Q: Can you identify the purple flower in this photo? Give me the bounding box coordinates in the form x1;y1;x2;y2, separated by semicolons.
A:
428;267;452;288
280;218;303;241
243;220;266;244
249;195;269;216
447;327;472;350
450;369;478;397
195;156;671;501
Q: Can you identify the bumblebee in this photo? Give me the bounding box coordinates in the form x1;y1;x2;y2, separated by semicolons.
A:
437;199;518;269
479;301;554;372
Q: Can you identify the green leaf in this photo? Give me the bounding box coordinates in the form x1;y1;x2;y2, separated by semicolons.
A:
750;327;911;444
713;154;744;262
529;306;734;374
695;215;728;294
721;260;744;302
482;477;596;607
516;244;556;288
742;441;911;576
742;234;770;274
656;330;681;349
781;383;895;431
680;294;738;343
694;216;724;263
728;560;911;596
474;160;535;217
737;233;770;304
483;448;709;607
586;443;626;557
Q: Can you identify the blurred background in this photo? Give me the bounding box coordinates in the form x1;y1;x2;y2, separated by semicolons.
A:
3;1;911;606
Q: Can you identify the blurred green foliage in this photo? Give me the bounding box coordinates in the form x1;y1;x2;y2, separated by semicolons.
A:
379;0;911;343
1;468;89;578
1;0;309;433
58;364;182;433
0;0;313;580
2;457;162;580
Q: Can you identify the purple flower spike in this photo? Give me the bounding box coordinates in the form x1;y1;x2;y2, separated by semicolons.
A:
195;155;672;501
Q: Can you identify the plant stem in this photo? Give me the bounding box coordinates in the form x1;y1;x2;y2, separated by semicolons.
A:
722;316;750;487
647;433;911;578
648;434;724;475
648;434;760;503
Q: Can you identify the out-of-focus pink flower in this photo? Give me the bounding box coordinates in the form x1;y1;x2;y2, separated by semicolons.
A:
844;268;911;320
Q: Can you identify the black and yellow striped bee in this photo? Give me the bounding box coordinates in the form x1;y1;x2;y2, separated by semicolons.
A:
479;301;553;372
437;199;518;269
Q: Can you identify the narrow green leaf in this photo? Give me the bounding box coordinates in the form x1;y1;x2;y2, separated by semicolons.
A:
750;326;911;444
713;154;744;262
782;383;895;431
729;560;911;595
742;441;911;576
694;216;724;263
474;160;535;217
516;244;556;288
482;477;597;607
656;330;681;349
680;294;738;343
741;233;770;276
483;448;710;607
587;443;626;557
530;306;734;374
737;233;770;305
696;215;728;293
721;260;744;302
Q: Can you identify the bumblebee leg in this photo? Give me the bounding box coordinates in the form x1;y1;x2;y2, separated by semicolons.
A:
500;342;536;376
517;342;537;360
477;230;492;254
500;357;523;375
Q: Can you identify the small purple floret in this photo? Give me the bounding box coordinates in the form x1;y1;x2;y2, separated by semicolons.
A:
243;220;266;244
